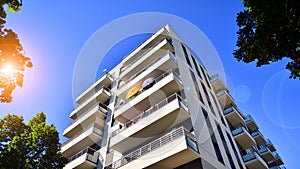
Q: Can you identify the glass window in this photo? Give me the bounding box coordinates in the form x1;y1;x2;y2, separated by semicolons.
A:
182;43;192;67
190;70;204;104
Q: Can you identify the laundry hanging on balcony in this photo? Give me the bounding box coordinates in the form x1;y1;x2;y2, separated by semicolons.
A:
142;77;155;90
126;86;141;99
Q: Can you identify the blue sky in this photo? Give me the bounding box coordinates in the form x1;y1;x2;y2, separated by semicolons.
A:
0;0;299;168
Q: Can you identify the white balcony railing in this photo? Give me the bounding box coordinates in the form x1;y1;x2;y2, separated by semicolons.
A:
65;103;108;129
70;86;111;119
67;147;99;164
210;74;220;83
75;72;113;104
107;126;198;169
111;93;188;137
118;50;177;89
120;38;173;74
74;85;110;109
62;123;104;147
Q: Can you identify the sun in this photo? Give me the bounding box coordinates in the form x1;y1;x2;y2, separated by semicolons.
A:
1;64;15;77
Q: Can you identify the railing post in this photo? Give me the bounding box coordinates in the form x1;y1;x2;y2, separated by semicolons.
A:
139;148;142;158
159;138;162;147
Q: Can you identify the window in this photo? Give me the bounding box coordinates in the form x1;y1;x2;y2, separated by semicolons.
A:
226;132;243;169
202;108;211;133
207;96;216;116
237;162;243;169
212;138;224;165
226;132;237;153
201;82;209;97
202;108;224;165
200;65;212;89
227;153;236;169
191;55;202;78
182;43;192;67
216;123;229;153
201;82;217;116
211;91;227;126
217;124;226;143
190;70;204;104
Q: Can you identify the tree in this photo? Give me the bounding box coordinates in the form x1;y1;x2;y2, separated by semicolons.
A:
0;0;33;103
234;0;300;79
0;112;67;169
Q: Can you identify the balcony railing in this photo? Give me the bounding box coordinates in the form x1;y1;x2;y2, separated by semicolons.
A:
232;127;243;136
115;68;182;110
112;93;188;137
99;102;109;113
66;103;108;129
242;147;261;162
120;38;174;74
231;125;250;137
268;161;285;169
245;115;254;123
258;146;269;154
62;123;104;147
119;50;177;89
242;152;256;162
266;139;272;146
216;90;234;100
209;74;220;83
67;147;99;164
76;72;113;102
269;166;282;169
108;127;198;169
273;152;281;160
74;85;111;109
251;130;262;137
223;105;245;119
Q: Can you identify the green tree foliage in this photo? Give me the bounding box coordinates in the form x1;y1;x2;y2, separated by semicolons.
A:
0;112;67;169
0;0;33;103
234;0;300;79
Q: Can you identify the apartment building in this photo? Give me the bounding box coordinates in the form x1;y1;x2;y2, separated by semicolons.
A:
61;25;285;169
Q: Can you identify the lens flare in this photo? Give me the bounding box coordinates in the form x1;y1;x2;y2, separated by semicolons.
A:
1;64;15;77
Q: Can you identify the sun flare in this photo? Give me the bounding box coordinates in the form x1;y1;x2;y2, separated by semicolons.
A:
1;64;15;77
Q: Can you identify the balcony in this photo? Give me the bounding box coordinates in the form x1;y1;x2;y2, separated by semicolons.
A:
63;103;108;138
110;93;190;153
242;151;268;169
273;152;284;165
120;38;174;81
107;127;200;169
210;74;228;93
223;105;245;127
121;27;172;67
216;89;236;108
231;125;256;149
61;123;104;158
268;161;285;169
266;139;276;152
258;146;275;162
64;147;99;169
251;130;266;145
70;85;111;119
114;69;183;124
76;73;112;104
269;166;281;169
245;115;258;131
117;50;177;96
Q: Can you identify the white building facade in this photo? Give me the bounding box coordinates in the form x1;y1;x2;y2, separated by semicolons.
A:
61;25;285;169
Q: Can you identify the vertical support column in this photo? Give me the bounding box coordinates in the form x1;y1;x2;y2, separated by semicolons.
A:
98;73;117;169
